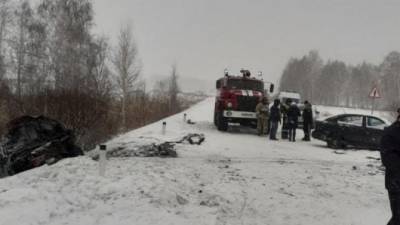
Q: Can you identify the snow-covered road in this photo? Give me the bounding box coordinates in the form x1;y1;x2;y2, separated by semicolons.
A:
0;98;390;225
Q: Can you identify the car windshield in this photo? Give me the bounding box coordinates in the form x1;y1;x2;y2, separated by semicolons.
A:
227;79;264;92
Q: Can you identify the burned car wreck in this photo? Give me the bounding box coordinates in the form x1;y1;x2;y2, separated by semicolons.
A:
0;116;83;177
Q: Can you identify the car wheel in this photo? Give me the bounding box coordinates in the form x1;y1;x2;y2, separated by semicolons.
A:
327;137;347;149
217;112;228;131
327;139;337;149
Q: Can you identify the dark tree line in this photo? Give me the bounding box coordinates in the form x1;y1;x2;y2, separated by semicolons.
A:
0;0;188;150
279;50;400;111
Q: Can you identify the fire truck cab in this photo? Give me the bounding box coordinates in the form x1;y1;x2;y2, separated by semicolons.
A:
214;69;273;131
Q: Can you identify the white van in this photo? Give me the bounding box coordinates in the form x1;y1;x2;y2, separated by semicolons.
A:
276;91;304;128
277;91;301;105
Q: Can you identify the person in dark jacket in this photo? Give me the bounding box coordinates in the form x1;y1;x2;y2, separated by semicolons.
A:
280;99;291;139
380;116;400;225
269;99;281;140
287;102;301;142
302;101;313;141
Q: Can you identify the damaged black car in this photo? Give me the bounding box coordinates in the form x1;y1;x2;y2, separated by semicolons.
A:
312;113;390;150
0;116;83;177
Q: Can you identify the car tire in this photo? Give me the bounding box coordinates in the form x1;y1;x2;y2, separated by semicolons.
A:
326;140;336;149
327;137;347;149
217;112;228;131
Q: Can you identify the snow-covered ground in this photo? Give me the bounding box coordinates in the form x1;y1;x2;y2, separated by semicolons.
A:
0;98;391;225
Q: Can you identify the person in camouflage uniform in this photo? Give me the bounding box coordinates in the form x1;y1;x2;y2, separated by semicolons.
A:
255;97;269;136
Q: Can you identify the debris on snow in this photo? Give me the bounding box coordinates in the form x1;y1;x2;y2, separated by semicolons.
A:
92;133;205;159
334;150;346;155
186;119;196;125
96;142;178;159
139;142;178;158
366;156;381;161
176;194;189;205
176;133;205;145
0;116;82;177
199;196;221;207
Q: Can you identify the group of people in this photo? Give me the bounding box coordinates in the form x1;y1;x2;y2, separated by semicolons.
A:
255;97;313;142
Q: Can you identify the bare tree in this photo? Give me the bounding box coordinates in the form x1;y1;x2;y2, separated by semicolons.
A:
279;51;323;103
16;2;29;100
168;64;180;112
86;36;113;98
0;0;11;55
112;24;141;131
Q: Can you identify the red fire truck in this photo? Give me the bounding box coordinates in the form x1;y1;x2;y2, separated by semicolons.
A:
214;69;274;131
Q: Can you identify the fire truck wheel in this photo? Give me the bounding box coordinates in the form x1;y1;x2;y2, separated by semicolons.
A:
217;113;228;131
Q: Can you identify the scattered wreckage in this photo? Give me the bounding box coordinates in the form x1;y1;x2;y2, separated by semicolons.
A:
93;133;206;159
0;114;206;177
0;116;83;177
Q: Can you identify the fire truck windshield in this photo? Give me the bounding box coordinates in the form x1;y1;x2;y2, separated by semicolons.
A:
227;79;264;92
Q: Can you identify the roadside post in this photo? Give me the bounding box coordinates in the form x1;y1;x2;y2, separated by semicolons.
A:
162;122;167;135
99;145;107;177
184;113;187;122
369;85;382;115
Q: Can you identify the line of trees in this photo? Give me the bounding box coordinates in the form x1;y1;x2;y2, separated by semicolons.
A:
0;0;189;150
279;50;400;110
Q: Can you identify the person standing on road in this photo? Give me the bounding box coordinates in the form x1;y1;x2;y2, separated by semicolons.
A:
380;116;400;225
256;97;270;136
287;102;301;142
302;101;314;141
280;99;291;139
269;99;281;140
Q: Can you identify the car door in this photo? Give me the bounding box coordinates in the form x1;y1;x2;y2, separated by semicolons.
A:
336;115;365;147
365;116;387;149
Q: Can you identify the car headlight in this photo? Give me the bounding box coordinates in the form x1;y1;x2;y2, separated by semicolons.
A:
227;102;233;108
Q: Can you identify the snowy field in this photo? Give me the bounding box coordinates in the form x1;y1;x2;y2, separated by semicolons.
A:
0;98;392;225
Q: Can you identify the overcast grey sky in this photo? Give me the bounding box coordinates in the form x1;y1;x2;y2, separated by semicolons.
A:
93;0;400;89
